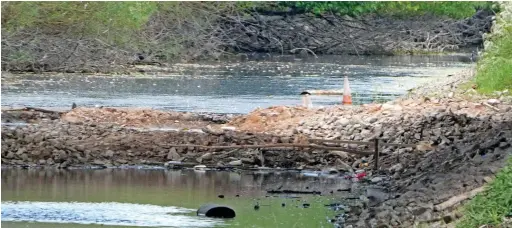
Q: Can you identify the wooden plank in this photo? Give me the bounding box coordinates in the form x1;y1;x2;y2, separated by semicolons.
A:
373;139;380;170
165;143;374;156
310;138;417;148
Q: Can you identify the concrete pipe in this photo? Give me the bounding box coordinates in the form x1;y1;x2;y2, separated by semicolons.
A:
197;203;236;218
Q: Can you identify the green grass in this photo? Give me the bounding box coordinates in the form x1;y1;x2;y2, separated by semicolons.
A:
456;157;512;228
475;23;512;94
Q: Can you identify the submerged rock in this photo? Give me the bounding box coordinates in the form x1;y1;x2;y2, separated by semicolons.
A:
228;160;242;166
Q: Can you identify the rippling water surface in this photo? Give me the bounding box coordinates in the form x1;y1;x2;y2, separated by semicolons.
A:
1;54;472;113
2;201;219;227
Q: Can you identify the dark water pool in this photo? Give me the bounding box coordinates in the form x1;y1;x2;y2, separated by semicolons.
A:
1;168;358;228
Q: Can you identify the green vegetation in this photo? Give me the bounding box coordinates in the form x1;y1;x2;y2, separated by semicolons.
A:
459;4;512;226
2;2;158;45
475;22;512;93
2;1;494;36
457;157;512;228
280;1;494;19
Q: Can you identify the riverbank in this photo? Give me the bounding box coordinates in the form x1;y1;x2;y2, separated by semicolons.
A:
2;68;512;227
1;2;493;73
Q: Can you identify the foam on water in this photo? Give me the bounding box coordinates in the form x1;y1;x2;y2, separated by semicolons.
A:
1;201;224;227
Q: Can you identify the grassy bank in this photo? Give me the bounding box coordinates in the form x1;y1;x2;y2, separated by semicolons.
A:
457;4;512;227
475;3;512;94
475;29;512;94
456;157;512;228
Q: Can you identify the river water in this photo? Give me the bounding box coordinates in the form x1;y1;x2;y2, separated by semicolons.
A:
1;54;472;113
1;168;355;228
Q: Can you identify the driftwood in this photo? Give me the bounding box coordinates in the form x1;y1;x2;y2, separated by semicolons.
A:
482;102;500;111
166;143;374;156
219;9;494;56
267;189;322;195
289;48;318;58
434;186;486;211
2;107;65;114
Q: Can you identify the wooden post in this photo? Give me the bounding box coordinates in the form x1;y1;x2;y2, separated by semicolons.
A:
373;138;380;170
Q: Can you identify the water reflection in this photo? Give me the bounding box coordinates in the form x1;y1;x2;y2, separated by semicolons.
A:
2;168;350;228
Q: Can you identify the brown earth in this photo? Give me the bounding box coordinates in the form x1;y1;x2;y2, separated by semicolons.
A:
61;107;225;129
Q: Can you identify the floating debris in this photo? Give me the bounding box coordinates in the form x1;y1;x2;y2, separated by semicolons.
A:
267;190;321;195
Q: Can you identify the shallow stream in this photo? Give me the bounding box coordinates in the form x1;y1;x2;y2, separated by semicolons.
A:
1;54;472;113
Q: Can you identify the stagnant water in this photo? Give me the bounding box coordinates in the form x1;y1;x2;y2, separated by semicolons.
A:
1;168;358;228
1;54;472;113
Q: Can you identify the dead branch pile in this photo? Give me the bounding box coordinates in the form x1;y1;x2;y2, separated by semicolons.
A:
217;9;494;55
1;7;494;73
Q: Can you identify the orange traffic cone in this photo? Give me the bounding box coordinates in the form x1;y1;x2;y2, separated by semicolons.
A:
343;76;352;105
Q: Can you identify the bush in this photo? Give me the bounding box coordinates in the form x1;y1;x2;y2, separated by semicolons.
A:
2;2;157;45
475;3;512;93
278;1;494;19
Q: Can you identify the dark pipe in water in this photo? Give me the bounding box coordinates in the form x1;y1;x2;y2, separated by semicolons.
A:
197;204;236;218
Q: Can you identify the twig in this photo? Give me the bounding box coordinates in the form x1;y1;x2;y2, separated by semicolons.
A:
434;186;486;211
289;48;318;58
482;102;500;111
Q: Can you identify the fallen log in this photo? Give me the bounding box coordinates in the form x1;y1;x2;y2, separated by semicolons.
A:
434;186;486;211
1;107;66;114
266;189;322;195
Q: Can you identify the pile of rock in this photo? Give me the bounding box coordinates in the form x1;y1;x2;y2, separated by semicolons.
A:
1;119;344;169
61;107;234;128
230;97;511;148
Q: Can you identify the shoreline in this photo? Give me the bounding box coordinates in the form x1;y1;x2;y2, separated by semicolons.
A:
0;52;474;76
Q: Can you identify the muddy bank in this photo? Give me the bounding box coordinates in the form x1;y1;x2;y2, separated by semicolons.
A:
220;9;493;56
1;9;493;73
